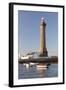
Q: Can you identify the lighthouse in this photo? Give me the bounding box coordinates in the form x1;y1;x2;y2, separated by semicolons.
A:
39;17;48;57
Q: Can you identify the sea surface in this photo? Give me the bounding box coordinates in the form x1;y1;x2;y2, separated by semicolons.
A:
18;63;58;79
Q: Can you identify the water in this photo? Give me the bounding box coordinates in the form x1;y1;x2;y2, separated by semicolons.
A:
18;63;58;79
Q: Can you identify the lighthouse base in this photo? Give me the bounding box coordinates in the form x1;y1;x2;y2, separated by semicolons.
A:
39;51;48;57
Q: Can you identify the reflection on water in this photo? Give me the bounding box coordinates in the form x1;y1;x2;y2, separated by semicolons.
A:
18;63;58;79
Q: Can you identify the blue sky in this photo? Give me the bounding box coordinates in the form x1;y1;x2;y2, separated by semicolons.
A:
18;10;58;56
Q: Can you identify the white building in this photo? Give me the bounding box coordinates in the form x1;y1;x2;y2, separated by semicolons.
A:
21;54;33;59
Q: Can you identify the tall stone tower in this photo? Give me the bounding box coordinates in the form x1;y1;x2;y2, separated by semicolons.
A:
39;17;48;57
